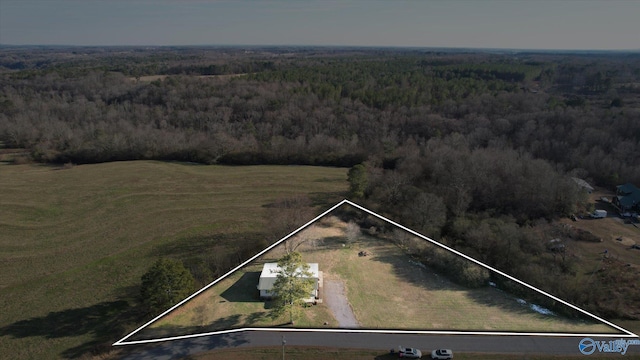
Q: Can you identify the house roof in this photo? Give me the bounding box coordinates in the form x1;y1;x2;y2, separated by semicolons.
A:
257;262;319;291
572;177;594;192
617;183;640;196
616;183;640;211
617;195;638;209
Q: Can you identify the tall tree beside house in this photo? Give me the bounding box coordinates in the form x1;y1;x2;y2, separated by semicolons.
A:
268;251;315;324
140;258;196;316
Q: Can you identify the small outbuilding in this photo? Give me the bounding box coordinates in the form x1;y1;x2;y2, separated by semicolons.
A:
572;177;594;193
257;262;320;301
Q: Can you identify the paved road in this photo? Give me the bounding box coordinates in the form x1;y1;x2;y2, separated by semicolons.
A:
119;331;640;359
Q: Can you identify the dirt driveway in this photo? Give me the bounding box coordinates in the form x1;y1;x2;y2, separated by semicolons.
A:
323;279;359;328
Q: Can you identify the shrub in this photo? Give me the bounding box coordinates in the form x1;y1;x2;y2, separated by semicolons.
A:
140;258;196;315
423;247;490;288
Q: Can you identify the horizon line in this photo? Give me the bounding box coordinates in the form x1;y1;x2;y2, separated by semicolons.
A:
1;43;640;53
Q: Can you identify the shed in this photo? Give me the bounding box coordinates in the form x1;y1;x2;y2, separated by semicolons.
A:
572;178;594;193
257;262;320;300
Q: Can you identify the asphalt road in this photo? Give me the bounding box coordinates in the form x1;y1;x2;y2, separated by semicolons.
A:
119;331;640;359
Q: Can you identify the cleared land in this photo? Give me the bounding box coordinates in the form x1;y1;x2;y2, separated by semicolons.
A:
558;188;640;334
0;161;347;360
128;74;246;82
141;216;616;341
561;188;640;267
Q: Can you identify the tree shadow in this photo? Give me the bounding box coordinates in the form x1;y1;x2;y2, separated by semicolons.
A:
120;332;250;360
262;299;279;311
317;236;347;248
220;272;261;302
246;311;267;325
365;242;612;333
115;284;142;300
462;283;612;331
0;300;144;358
130;314;243;342
129;311;273;343
308;191;346;207
374;353;401;360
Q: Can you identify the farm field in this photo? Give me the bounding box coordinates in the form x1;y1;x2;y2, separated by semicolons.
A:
139;216;618;342
0;161;348;360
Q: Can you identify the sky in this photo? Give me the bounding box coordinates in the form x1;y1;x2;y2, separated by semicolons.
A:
1;0;639;50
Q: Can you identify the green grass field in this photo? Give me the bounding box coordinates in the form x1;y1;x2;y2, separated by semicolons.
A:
0;161;348;360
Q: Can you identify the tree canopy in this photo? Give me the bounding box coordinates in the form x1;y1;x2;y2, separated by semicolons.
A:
2;47;640;321
140;258;196;315
348;164;368;198
268;252;315;324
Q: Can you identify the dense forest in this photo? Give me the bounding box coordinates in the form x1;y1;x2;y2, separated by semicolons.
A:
2;46;640;320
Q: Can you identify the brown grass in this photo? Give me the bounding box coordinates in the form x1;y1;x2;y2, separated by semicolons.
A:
556;187;640;333
141;217;616;341
562;188;640;266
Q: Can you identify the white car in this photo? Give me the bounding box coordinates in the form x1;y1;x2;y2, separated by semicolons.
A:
431;348;453;359
398;346;422;358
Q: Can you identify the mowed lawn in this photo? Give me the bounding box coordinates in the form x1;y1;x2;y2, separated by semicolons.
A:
142;217;616;341
0;161;347;360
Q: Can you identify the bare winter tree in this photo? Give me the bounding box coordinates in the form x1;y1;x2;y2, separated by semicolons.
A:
282;230;317;254
267;195;315;253
344;221;361;244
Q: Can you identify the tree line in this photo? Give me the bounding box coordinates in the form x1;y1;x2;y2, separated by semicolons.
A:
2;49;639;188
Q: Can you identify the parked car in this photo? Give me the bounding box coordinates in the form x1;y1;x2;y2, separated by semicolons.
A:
398;346;422;358
431;348;453;359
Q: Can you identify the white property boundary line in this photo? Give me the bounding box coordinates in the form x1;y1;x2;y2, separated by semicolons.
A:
114;199;637;346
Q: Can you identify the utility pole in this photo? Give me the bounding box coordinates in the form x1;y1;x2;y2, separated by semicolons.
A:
282;335;286;360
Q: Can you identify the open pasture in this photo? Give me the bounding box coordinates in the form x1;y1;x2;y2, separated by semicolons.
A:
0;161;347;359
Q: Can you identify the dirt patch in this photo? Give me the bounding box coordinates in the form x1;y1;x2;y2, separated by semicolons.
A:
128;75;168;82
560;187;640;267
615;236;637;247
197;73;247;80
128;74;246;82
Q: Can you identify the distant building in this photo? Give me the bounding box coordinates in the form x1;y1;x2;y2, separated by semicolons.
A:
572;177;594;193
257;262;320;301
613;183;640;214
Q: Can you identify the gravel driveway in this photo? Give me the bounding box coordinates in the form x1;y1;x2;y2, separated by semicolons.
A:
324;279;359;328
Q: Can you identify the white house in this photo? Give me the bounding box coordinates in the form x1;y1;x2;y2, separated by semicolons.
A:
257;262;320;301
